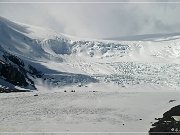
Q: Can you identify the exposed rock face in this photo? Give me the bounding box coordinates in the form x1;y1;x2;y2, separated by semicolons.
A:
28;65;42;78
149;105;180;135
1;63;29;87
0;87;29;93
0;52;43;91
4;54;24;67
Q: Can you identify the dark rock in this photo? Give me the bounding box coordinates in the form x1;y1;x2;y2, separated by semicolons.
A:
28;65;42;78
3;53;24;67
0;87;29;93
169;100;176;103
0;53;37;90
1;63;28;87
149;105;180;135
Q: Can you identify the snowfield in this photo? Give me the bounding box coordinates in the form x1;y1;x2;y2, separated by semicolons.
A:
1;16;180;134
0;88;180;134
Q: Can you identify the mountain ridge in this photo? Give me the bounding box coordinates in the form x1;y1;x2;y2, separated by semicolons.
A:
1;16;180;91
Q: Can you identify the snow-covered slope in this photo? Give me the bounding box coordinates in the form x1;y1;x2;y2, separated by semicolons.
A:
1;16;180;90
0;17;97;90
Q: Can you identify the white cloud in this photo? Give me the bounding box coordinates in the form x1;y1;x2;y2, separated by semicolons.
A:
0;0;180;38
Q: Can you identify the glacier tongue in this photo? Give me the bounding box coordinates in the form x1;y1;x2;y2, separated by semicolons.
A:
1;16;180;90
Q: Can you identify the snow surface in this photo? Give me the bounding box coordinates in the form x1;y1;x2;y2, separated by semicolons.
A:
0;87;180;134
1;16;180;134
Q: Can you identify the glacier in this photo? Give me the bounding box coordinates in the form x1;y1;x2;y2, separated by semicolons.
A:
1;16;180;134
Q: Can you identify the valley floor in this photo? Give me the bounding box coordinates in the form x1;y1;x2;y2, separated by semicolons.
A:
0;84;180;135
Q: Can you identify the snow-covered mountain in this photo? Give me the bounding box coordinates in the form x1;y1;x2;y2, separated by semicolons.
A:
1;16;180;91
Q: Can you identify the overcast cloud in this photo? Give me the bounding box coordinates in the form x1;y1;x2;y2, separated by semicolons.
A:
0;0;180;38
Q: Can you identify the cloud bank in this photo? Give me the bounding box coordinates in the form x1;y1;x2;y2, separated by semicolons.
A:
0;0;180;38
